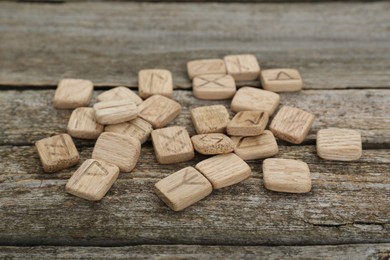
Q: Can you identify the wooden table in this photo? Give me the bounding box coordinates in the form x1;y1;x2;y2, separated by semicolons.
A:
0;1;389;258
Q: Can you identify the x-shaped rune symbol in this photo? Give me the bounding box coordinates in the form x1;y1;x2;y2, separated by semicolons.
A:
196;75;230;89
167;169;206;193
159;129;187;153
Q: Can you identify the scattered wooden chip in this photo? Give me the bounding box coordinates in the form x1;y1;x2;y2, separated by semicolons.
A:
260;69;303;92
67;107;104;139
53;79;93;109
191;133;235;155
138;69;173;98
231;87;280;115
227;111;269;136
97;86;143;105
193;74;236;100
190;105;230;134
93;99;138;125
104;118;153;144
224;54;260;81
187;59;226;79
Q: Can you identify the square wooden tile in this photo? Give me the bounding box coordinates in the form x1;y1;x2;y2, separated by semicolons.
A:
195;153;251;189
138;69;173;98
67;107;104;139
317;128;362;161
151;126;194;164
193;74;236;100
187;59;226;79
92;132;141;172
138;95;181;129
97;86;143;105
66;159;119;201
263;158;311;193
155;166;213;211
190;105;230;134
261;69;303;92
227;111;269;136
231;130;279;160
269;106;315;144
104;118;153;144
53;79;93;109
191;133;235;155
224;54;260;81
231;87;280;115
93;99;138;125
35;133;80;173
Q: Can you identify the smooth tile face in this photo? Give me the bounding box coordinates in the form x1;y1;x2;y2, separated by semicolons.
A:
138;95;181;129
191;133;235;155
155;167;213;211
92;132;141;172
151;126;194;164
66;159;119;201
195;153;251;189
187;59;226;79
97;86;143;105
53;79;93;109
231;87;280;115
317;128;362;161
270;106;315;144
260;69;303;92
262;158;311;193
104;118;153;144
227;111;269;136
224;54;260;81
35;134;80;173
193;74;236;100
138;69;173;98
93;99;138;125
67;107;104;139
190;105;230;134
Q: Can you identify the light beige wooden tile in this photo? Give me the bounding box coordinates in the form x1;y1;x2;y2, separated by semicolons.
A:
187;59;226;79
97;86;143;105
104;118;153;144
35;133;80;173
93;99;138;125
195;153;251;189
190;105;230;134
138;69;173;98
193;74;236;100
66;159;119;201
262;158;311;193
151;126;194;164
191;133;234;155
317;128;362;161
155;166;213;211
231;87;280;115
224;54;260;81
67;107;104;139
138;95;181;129
260;69;303;92
269;106;315;144
92;132;141;172
227;111;269;136
53;79;93;109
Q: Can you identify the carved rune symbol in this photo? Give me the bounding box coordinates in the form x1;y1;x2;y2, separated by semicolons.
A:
192;62;223;74
236;136;260;149
196;75;229;89
84;161;109;177
159;129;187;153
226;58;251;72
270;71;295;81
45;135;70;160
147;73;166;92
200;135;224;144
237;112;264;125
167;169;205;193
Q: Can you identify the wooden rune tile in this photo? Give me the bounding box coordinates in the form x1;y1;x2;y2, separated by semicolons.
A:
231;87;280;115
151;126;194;164
261;69;303;92
35;133;80;173
224;54;260;81
190;105;230;134
66;159;120;201
191;133;235;155
138;69;173;98
67;107;104;139
317;128;362;161
187;59;226;79
104;118;153;144
269;106;315;144
53;78;93;109
195;153;251;189
93;99;138;125
262;158;311;193
193;74;236;100
227;111;269;136
97;86;143;105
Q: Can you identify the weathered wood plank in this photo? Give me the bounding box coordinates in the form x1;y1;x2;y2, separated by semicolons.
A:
0;2;389;89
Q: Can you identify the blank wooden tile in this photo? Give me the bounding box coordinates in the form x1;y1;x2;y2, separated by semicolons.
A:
67;107;104;139
317;128;362;161
227;111;269;136
263;158;311;193
138;69;173;98
66;159;119;201
53;79;93;109
191;133;235;155
195;153;251;189
261;69;303;92
97;86;143;105
231;87;280;115
191;105;230;134
224;54;260;81
104;118;153;144
187;59;226;79
151;126;194;164
155;167;213;211
193;74;236;100
138;95;181;129
93;99;138;125
35;133;80;173
269;106;315;144
92;132;141;172
231;130;279;160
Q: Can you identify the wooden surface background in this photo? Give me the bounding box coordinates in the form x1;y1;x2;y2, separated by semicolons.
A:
0;1;389;258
